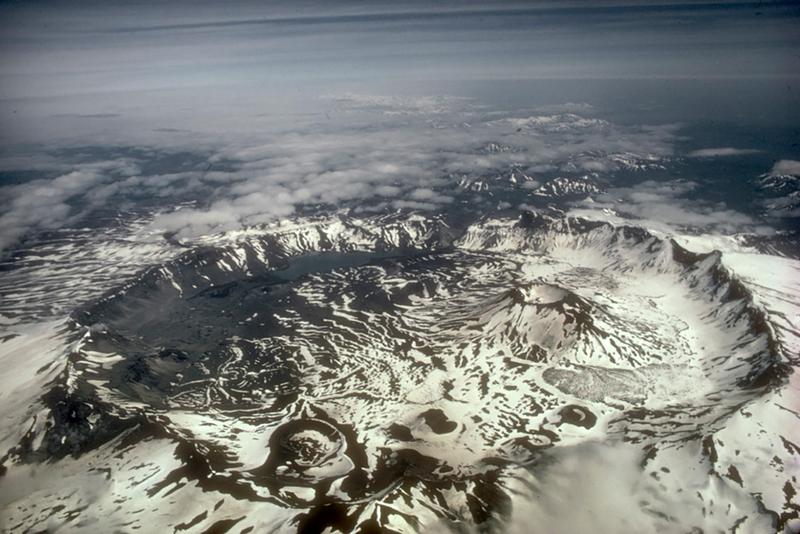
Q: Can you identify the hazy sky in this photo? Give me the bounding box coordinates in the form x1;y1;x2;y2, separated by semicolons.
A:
1;1;798;100
0;0;795;146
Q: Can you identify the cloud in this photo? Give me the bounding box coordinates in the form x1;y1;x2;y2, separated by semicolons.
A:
0;96;678;248
0;159;140;251
569;179;765;234
139;102;676;240
50;113;122;120
768;159;800;176
408;188;452;203
688;147;760;157
533;102;595;114
503;443;662;533
322;93;472;116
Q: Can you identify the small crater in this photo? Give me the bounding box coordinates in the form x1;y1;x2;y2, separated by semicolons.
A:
558;404;597;429
419;409;458;434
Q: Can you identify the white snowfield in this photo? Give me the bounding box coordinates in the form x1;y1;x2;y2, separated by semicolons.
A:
0;211;797;533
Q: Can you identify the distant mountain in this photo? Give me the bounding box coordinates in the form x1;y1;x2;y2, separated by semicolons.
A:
533;174;603;198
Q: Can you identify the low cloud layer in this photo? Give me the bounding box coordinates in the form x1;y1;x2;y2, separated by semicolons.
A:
4;83;793;253
769;159;800;176
569;179;765;234
0;159;140;251
688;147;760;158
10;87;795;251
0;95;683;250
148;106;675;238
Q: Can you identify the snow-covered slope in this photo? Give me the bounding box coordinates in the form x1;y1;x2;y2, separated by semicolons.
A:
0;211;797;533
